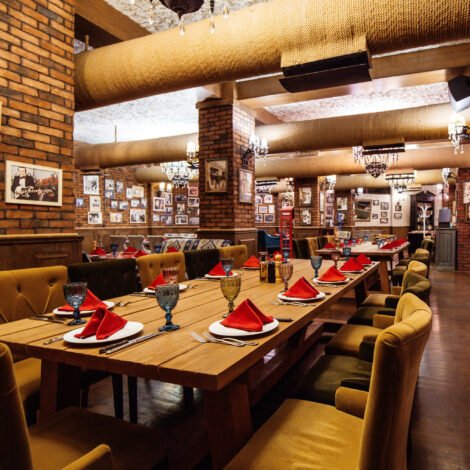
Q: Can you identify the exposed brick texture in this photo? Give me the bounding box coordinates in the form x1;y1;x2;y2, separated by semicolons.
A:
0;0;75;234
456;168;470;271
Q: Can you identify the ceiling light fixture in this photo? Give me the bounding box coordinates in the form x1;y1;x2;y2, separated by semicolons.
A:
442;167;452;185
160;161;197;188
448;113;469;154
353;143;405;178
385;170;416;193
186;140;199;169
242;133;269;166
351;187;363;198
324;174;336;191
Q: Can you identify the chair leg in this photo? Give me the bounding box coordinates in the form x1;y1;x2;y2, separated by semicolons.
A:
81;383;89;408
128;376;138;424
111;374;124;420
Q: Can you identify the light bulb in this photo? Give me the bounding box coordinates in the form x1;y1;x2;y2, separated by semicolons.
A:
209;14;215;33
179;17;185;36
223;1;230;18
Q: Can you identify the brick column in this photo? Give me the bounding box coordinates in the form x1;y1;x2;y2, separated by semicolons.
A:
456;168;470;270
197;99;257;255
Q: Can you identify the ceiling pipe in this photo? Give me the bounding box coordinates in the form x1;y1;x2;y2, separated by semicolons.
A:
74;0;470;110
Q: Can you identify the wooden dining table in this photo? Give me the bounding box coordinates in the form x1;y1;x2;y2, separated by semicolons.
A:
0;259;380;469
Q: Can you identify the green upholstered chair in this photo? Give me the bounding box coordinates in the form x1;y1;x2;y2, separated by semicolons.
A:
0;343;167;470
226;297;432;470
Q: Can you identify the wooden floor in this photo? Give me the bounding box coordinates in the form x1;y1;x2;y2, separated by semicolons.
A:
85;268;470;469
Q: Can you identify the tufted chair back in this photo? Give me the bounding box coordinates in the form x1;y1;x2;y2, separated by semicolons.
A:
184;249;221;280
359;295;432;469
0;266;67;324
408;259;428;278
393;292;432;324
306;237;319;256
137;252;187;287
219;245;248;269
293;239;310;259
68;259;139;300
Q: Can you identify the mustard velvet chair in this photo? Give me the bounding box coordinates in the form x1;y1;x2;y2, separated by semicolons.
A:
306;237;319;256
0;343;167;470
226;301;432;470
397;247;430;267
0;265;67;423
137;252;187;287
393;258;428;285
219;245;248;269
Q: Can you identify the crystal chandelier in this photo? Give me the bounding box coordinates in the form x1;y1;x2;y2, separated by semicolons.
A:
325;175;336;191
442;167;452;185
448;113;469;154
186;140;199;169
129;0;229;34
160;161;197;188
243;133;269;164
353;143;404;178
351;187;363;198
385;170;416;193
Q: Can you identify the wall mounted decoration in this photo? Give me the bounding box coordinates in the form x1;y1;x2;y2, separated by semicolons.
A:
463;182;470;204
264;194;273;204
336;197;348;211
355;200;372;222
394;213;403;219
132;185;144;198
264;214;275;224
239;169;253;203
83;174;99;196
116;181;124;193
164;192;173;206
381;211;388;217
380;218;389;224
110;200;118;209
205;159;227;193
119;201;128;210
301;209;312;225
88;212;102;224
75;198;84;208
175;215;189;225
110;212;122;223
105;179;114;191
130;208;146;223
153;197;165;211
131;199;140;208
188;185;199;197
105;190;114;199
380;202;389;210
126;188;133;199
299;187;312;206
188;197;200;207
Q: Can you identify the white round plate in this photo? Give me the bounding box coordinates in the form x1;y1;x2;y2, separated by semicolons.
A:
313;277;350;285
339;269;364;274
208;319;279;337
277;292;326;302
205;273;240;279
63;321;144;345
53;301;115;317
144;284;188;293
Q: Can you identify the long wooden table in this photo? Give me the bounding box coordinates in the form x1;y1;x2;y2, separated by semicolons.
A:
0;259;380;469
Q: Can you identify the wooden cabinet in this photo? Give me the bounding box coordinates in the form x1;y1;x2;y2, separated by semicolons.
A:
435;228;456;271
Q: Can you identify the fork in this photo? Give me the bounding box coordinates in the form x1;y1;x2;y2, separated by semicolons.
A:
204;332;258;347
271;301;310;307
190;332;244;347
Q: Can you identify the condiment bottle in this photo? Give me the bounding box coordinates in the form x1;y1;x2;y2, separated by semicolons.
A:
274;254;283;283
267;261;276;283
259;251;268;282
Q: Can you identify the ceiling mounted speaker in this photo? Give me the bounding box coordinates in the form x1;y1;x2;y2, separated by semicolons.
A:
448;75;470;112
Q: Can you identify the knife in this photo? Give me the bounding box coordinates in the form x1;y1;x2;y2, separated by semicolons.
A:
30;316;66;324
99;331;166;355
274;317;294;322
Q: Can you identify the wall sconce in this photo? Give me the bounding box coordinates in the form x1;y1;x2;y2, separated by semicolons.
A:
242;133;269;167
448;113;469;154
158;182;173;194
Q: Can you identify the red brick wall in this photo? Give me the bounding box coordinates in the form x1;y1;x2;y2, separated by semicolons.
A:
456;168;470;271
294;177;319;227
198;102;255;229
0;0;75;234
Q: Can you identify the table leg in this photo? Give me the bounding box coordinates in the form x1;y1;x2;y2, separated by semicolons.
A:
378;260;390;294
203;382;252;469
354;279;367;307
39;360;81;421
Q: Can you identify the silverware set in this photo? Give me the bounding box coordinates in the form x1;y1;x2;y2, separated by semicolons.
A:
271;300;311;307
99;330;167;355
191;331;258;347
30;315;67;324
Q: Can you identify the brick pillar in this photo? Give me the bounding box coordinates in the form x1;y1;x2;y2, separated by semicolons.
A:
456;168;470;270
197;100;257;255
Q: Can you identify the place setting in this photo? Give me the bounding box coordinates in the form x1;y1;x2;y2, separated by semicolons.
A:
203;257;240;279
141;267;189;294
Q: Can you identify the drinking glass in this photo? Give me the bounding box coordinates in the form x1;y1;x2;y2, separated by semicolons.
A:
310;256;322;278
343;247;352;261
279;261;294;292
156;284;180;331
162;267;179;284
220;276;241;317
364;235;369;243
111;243;118;257
331;250;341;268
220;257;234;277
63;282;87;326
282;249;290;262
351;238;357;247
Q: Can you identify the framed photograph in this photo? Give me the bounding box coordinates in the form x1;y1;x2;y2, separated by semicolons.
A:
301;209;312;225
75;197;84;208
255;214;263;224
88;212;102;224
126;188;133;199
264;194;273;204
83;174;99;196
326;194;334;204
188;197;199;207
189;216;200;225
464;182;470;204
152;214;160;223
175;194;187;203
205;159;227;193
380;202;389;210
105;190;114;199
466;204;470;222
132;185;144;198
188;207;198;216
337;212;345;224
299;187;312;206
161;215;173;226
188;185;199;197
153;197;165;211
319;192;325;212
164;206;173;215
130;208;146;223
394;213;403;220
258;205;268;214
268;205;275;214
380;218;389;224
119;201;128;210
141;198;147;209
131;199;140;208
372;213;379;220
104;179;114;191
373;200;380;206
355;200;372;222
110;212;122;223
264;214;275;224
326;206;333;216
176;203;186;214
110;200;118;209
320;212;324;225
282;200;293;208
89;196;101;210
336;197;348;211
380;211;388;218
175;215;189;225
255;195;263;204
5;161;63;207
164;192;173;206
116;181;124;193
239;169;253;203
394;202;402;212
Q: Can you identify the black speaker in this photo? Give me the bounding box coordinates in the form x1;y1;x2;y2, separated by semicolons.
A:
448;75;470;112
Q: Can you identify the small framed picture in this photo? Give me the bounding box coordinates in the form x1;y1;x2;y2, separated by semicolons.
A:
299;187;312;206
380;202;389;210
319;192;325;211
205;159;228;193
326;206;333;216
175;194;187;203
116;181;124;193
372;213;379;219
130;208;146;223
239;169;253;203
83;174;99;196
264;214;275;224
466;203;470;223
264;194;273;204
326;194;334;204
132;185;144;198
153;197;165;211
164;192;173;206
110;212;122;223
268;205;275;214
337;197;347;211
258;205;268;214
394;213;403;220
126;188;133;199
373;200;380;206
175;215;188;225
105;179;114;191
131;199;140;208
164;206;173;215
255;195;262;204
152;214;161;223
161;215;172;225
141;198;147;209
89;196;101;210
75;197;84;208
110;200;118;209
119;201;128;210
188;197;199;207
189;216;199;225
282;200;293;208
188;185;199;197
176;203;186;214
301;209;312;225
380;218;388;224
394;202;402;212
105;190;114;199
255;214;263;224
464;182;470;204
381;211;388;217
88;212;102;224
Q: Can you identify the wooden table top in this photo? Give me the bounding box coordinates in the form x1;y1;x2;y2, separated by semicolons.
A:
0;259;379;391
317;241;409;257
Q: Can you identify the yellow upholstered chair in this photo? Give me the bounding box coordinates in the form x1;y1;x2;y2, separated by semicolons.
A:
226;300;432;470
0;266;67;423
219;245;248;269
408;259;428;278
137;252;186;287
0;343;167;470
325;235;335;244
306;237;319;256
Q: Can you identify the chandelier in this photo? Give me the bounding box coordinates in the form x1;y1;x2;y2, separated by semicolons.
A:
129;0;229;34
242;133;269;165
442;167;452;185
160;161;197;188
186;140;199;169
448;113;469;154
325;175;336;191
385;170;416;193
353;143;404;178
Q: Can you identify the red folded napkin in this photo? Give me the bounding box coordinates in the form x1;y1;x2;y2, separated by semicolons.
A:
133;250;147;258
381;241;396;250
124;246;138;253
318;266;347;282
324;243;336;249
58;289;107;312
221;299;273;332
284;277;320;299
208;261;233;276
90;247;107;256
243;255;260;268
167;246;178;253
74;307;128;340
340;258;364;272
147;273;166;290
356;253;372;265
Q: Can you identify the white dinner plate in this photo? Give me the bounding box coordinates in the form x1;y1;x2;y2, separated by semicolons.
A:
63;321;144;345
313;277;350;285
53;301;115;316
208;319;279;337
205;273;240;279
277;292;326;302
144;284;188;293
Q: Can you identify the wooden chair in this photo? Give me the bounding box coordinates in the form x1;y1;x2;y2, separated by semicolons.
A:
219;245;248;268
137;252;187;287
0;343;167;470
126;235;145;250
109;235;127;251
226;298;432;470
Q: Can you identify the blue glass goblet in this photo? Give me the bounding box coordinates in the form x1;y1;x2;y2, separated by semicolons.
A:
310;256;323;278
364;235;369;243
343;247;352;261
156;284;180;332
111;243;118;257
282;249;290;262
63;282;87;326
220;257;234;277
351;238;357;247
